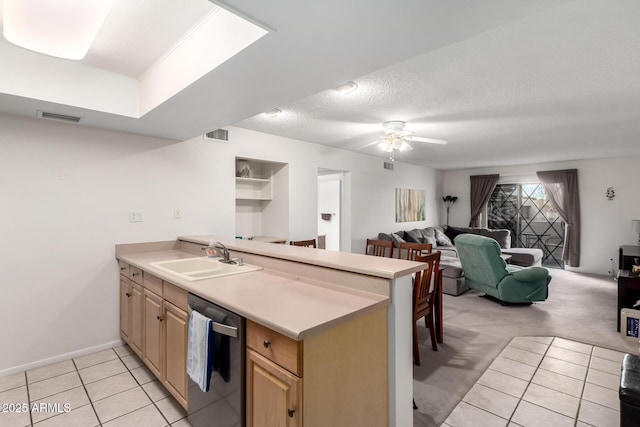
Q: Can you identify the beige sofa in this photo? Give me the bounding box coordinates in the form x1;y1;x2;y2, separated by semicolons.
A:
377;225;543;296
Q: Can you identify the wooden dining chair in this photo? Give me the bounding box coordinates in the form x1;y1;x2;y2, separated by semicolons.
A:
412;251;441;366
290;239;317;248
396;241;432;261
365;239;394;258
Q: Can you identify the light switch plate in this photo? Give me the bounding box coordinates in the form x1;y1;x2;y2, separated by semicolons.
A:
129;211;143;222
174;208;182;219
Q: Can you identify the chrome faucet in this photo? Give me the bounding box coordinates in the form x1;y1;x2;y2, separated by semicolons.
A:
201;241;245;265
202;241;234;264
214;241;231;264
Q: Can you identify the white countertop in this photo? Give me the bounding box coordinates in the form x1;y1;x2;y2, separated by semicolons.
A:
117;248;390;340
180;235;425;279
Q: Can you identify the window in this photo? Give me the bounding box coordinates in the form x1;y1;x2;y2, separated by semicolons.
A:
488;183;564;268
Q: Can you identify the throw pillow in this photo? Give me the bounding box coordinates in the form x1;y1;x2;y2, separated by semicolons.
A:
404;229;422;243
423;236;437;247
377;233;393;241
445;226;467;242
423;227;436;239
390;232;406;244
434;228;453;247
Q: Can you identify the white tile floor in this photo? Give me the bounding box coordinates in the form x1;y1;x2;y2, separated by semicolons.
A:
0;345;191;427
443;337;626;427
0;337;628;427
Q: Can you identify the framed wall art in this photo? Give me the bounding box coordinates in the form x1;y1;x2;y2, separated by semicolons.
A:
395;188;425;222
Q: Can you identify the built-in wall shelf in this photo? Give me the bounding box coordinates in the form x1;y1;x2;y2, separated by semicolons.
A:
235;157;289;240
236;177;271;183
236;176;272;201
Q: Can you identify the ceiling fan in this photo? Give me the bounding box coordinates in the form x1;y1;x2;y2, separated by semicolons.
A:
374;121;447;161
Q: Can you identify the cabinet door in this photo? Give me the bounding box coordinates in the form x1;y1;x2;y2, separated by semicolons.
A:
247;350;301;427
129;282;144;356
163;301;188;409
120;277;131;340
143;290;163;378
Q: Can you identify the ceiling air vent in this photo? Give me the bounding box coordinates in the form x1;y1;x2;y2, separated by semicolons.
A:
204;129;229;142
37;110;81;124
384;161;394;170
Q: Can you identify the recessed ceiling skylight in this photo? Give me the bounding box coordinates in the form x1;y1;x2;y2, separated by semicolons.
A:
3;0;115;60
0;1;270;119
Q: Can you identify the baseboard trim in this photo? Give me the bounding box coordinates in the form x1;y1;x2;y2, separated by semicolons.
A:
0;340;125;378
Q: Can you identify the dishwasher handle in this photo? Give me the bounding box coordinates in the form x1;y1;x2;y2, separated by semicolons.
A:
212;322;238;338
188;304;240;339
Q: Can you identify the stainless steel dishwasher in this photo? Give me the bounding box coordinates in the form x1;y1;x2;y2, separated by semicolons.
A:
187;293;245;427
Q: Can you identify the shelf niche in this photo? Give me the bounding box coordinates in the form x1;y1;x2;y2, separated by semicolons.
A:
235;157;288;240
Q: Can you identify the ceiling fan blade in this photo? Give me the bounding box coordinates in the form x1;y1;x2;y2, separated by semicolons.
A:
411;136;448;145
360;138;386;149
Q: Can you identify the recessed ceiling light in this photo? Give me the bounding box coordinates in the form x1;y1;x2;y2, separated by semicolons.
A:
264;108;282;117
336;81;358;94
3;0;115;60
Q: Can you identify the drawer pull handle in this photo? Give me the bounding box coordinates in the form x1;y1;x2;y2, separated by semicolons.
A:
125;293;131;298
120;267;126;271
157;315;164;322
263;340;270;348
288;409;295;418
132;272;140;277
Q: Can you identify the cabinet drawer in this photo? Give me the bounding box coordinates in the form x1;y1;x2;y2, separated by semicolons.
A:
130;266;143;285
118;261;129;278
143;272;163;296
163;281;188;312
247;320;302;376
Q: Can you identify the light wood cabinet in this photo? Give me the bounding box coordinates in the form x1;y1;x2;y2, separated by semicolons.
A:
118;263;188;410
163;300;188;409
143;289;163;378
119;271;143;357
128;282;143;356
119;277;131;341
247;350;301;427
246;309;388;427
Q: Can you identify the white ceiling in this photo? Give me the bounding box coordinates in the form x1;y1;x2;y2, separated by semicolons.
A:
1;0;639;170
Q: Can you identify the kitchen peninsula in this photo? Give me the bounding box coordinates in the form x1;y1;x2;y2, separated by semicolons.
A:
116;235;425;426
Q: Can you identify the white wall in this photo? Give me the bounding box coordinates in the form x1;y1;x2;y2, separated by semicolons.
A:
228;126;443;254
0;114;441;373
443;156;640;275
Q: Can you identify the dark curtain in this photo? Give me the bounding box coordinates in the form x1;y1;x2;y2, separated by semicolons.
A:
536;169;581;267
469;174;499;227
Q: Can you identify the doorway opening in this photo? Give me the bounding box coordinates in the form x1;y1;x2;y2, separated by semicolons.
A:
317;169;343;251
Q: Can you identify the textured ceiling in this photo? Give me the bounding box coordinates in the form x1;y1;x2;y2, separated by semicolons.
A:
236;0;640;169
3;0;639;171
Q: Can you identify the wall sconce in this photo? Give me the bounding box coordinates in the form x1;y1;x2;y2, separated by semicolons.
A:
442;195;458;226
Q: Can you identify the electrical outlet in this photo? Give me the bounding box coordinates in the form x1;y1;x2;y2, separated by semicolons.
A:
174;208;182;219
129;211;143;222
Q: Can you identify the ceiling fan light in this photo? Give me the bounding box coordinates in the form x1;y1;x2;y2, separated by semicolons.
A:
378;141;393;152
264;108;282;117
397;141;411;151
336;81;358;94
3;0;115;60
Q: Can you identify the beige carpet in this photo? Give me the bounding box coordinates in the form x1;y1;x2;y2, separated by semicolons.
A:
413;269;636;427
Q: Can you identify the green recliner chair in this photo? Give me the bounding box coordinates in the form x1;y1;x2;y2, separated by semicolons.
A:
454;234;551;303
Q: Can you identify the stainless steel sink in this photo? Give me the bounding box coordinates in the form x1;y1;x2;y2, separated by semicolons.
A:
150;257;262;281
